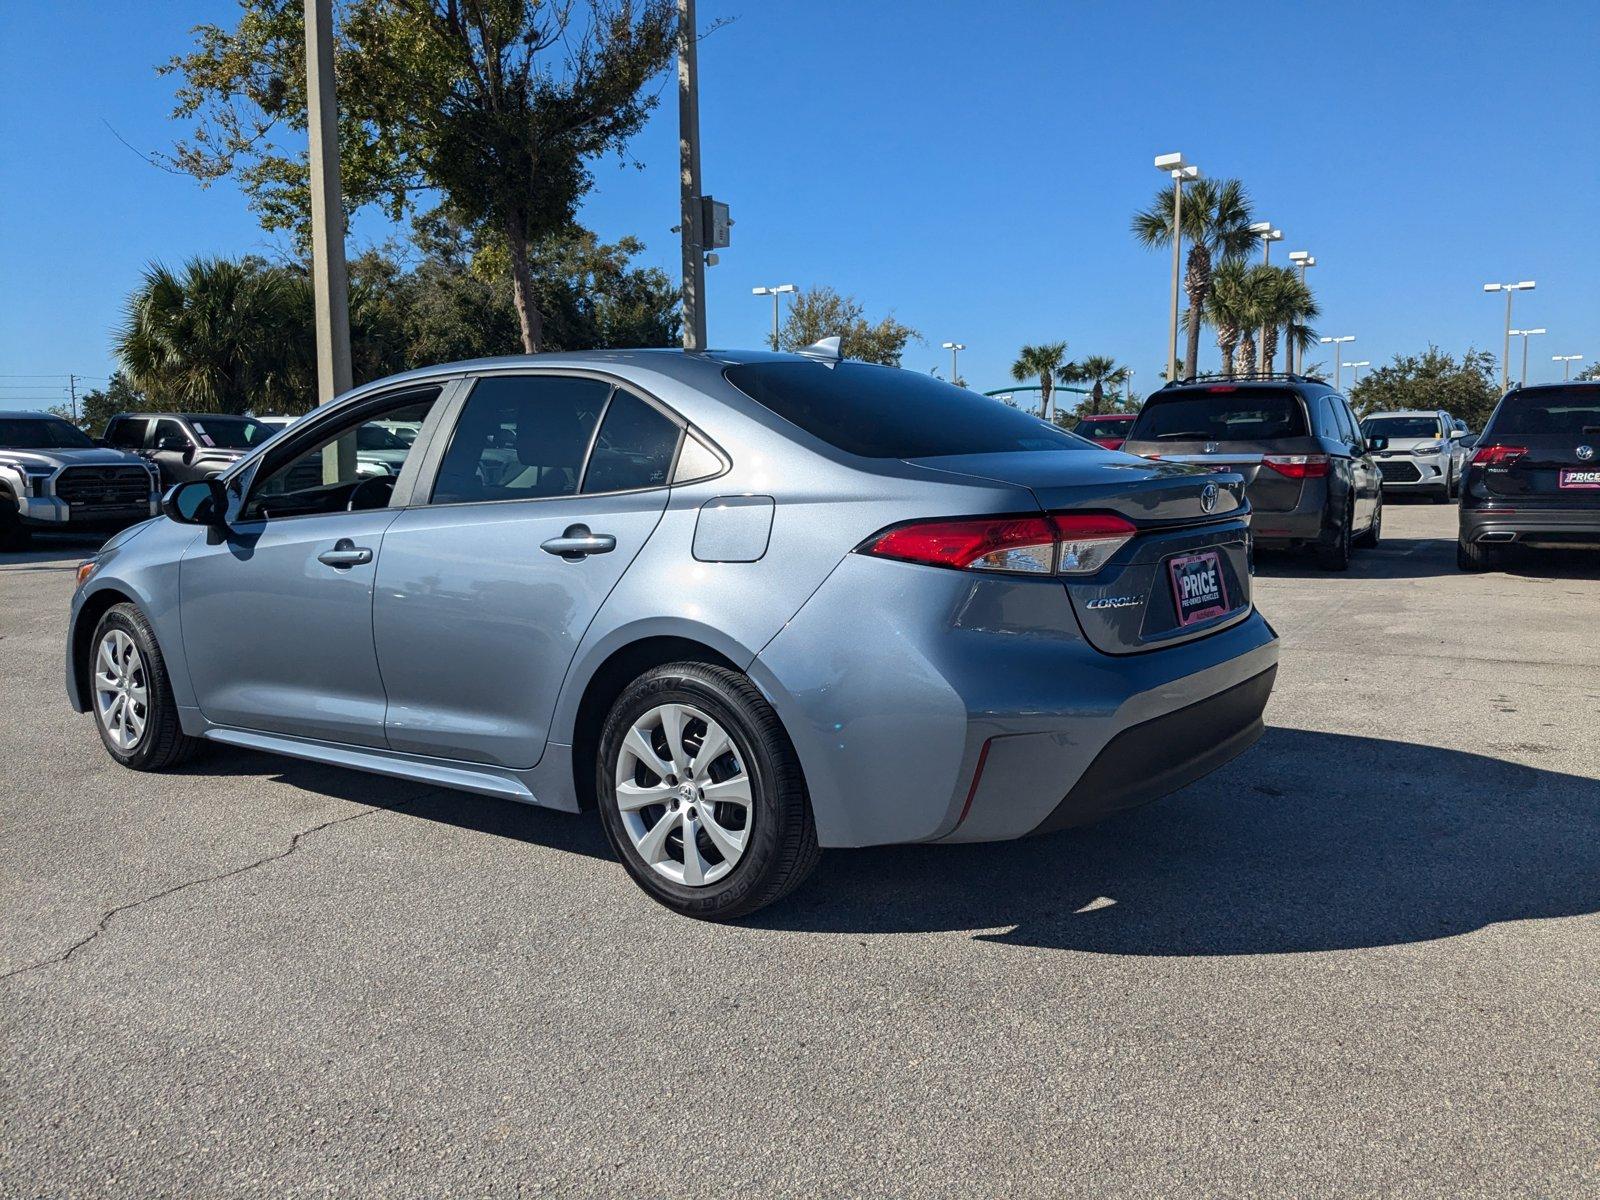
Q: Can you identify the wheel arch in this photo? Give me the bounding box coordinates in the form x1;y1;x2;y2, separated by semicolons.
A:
68;586;141;713
566;634;743;811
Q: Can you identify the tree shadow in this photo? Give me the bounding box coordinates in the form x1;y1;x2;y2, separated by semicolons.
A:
748;728;1600;955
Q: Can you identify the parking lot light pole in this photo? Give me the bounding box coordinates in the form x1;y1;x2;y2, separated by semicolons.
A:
1509;328;1546;387
940;341;967;384
1346;360;1371;384
1250;222;1283;370
1320;335;1355;389
1155;153;1200;381
751;284;796;349
1553;353;1583;381
1483;281;1536;389
1287;250;1314;372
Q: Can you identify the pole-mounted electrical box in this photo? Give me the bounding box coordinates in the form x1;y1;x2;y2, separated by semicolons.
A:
701;197;731;250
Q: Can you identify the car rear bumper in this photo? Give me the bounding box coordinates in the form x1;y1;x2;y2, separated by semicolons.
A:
1248;480;1332;546
750;552;1280;848
1461;505;1600;546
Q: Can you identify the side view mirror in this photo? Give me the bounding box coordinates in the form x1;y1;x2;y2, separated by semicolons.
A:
1449;428;1467;440
156;435;190;452
161;478;227;529
1366;436;1389;452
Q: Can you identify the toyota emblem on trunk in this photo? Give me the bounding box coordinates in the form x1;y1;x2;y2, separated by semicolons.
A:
1200;482;1219;513
1578;445;1595;461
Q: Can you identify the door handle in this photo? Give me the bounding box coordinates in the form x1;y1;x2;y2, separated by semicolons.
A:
541;524;617;561
318;538;373;568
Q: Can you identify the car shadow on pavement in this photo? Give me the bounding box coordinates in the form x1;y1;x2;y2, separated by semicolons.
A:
748;727;1600;955
1255;538;1600;581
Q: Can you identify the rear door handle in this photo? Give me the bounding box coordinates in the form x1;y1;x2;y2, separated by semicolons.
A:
318;538;373;568
541;525;616;561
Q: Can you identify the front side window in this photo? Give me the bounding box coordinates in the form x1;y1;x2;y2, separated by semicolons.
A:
582;390;680;494
245;391;439;519
107;418;148;449
432;375;610;504
725;361;1082;459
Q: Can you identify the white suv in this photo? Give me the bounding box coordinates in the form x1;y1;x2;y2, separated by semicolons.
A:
1359;409;1465;503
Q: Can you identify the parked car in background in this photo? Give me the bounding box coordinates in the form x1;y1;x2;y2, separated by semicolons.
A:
1358;409;1465;502
1;411;159;549
1450;422;1477;496
65;347;1278;919
255;413;413;476
1073;412;1138;450
1458;381;1600;571
1120;374;1382;570
104;412;280;487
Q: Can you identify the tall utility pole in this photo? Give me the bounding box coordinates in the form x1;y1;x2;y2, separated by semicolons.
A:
67;374;79;424
1553;353;1583;381
1510;328;1546;387
1155;154;1198;381
941;341;966;385
304;0;354;483
1250;221;1282;372
1287;251;1315;373
1483;281;1535;390
677;0;707;350
1320;335;1355;389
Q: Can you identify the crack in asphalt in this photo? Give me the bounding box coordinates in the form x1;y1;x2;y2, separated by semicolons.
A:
1;788;438;982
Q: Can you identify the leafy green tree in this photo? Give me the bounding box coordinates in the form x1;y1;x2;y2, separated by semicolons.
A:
1132;178;1259;379
1010;342;1071;420
163;0;678;353
1256;265;1319;374
1064;354;1130;414
1347;347;1501;426
1576;361;1600;382
117;257;309;414
777;287;919;365
1202;259;1254;376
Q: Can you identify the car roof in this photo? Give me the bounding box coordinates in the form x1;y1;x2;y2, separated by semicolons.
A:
1151;376;1334;397
0;409;69;420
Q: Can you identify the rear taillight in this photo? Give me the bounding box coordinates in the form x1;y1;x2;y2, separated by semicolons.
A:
860;512;1136;576
1472;444;1527;466
1262;454;1330;479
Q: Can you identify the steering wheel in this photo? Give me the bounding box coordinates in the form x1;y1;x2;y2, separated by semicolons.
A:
346;473;397;512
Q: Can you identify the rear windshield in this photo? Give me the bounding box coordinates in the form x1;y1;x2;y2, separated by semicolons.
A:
1130;387;1307;442
1362;414;1443;440
1487;388;1600;440
0;416;94;449
1075;417;1133;438
724;361;1082;458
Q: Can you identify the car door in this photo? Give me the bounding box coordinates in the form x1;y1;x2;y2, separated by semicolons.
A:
1338;398;1381;524
372;373;682;768
178;386;448;747
148;418;202;486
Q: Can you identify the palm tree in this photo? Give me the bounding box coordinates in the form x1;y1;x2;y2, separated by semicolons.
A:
1132;178;1260;379
117;258;307;413
1066;354;1130;414
1255;266;1320;374
1203;259;1253;377
1010;341;1071;420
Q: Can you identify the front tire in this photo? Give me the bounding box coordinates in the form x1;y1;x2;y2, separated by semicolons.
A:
596;662;819;921
89;603;200;770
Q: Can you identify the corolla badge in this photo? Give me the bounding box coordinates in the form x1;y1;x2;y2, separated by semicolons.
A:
1200;482;1219;513
1086;595;1142;610
1578;445;1595;461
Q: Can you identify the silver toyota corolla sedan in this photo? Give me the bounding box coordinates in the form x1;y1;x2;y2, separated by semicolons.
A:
65;345;1279;919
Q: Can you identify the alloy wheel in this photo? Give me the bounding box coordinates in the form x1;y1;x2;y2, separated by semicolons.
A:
614;702;752;887
94;629;148;751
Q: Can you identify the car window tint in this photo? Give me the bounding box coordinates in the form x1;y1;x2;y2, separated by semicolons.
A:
724;361;1082;458
153;418;189;447
582;390;680;493
245;392;439;520
1338;402;1360;444
1361;414;1443;440
1486;388;1600;439
107;417;147;449
1130;388;1309;441
432;375;608;504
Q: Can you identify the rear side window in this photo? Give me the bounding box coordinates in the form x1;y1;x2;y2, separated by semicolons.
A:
107;417;147;449
582;390;680;494
1486;388;1600;439
1131;388;1308;441
432;375;608;504
724;361;1081;459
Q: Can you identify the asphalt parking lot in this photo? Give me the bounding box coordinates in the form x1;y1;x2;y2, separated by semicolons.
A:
2;502;1596;1198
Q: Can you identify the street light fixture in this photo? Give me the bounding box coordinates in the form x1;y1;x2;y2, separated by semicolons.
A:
1249;222;1283;371
1483;280;1536;389
1553;353;1583;381
1319;335;1356;389
1508;327;1546;387
1155;153;1200;381
751;283;797;350
1287;251;1315;373
1345;360;1371;384
940;341;967;385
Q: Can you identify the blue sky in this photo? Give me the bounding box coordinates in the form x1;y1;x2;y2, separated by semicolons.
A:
3;0;1597;411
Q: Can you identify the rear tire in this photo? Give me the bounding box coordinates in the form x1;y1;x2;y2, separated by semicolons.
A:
1315;502;1353;571
1430;483;1451;504
88;603;200;770
1457;537;1503;572
596;662;819;921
